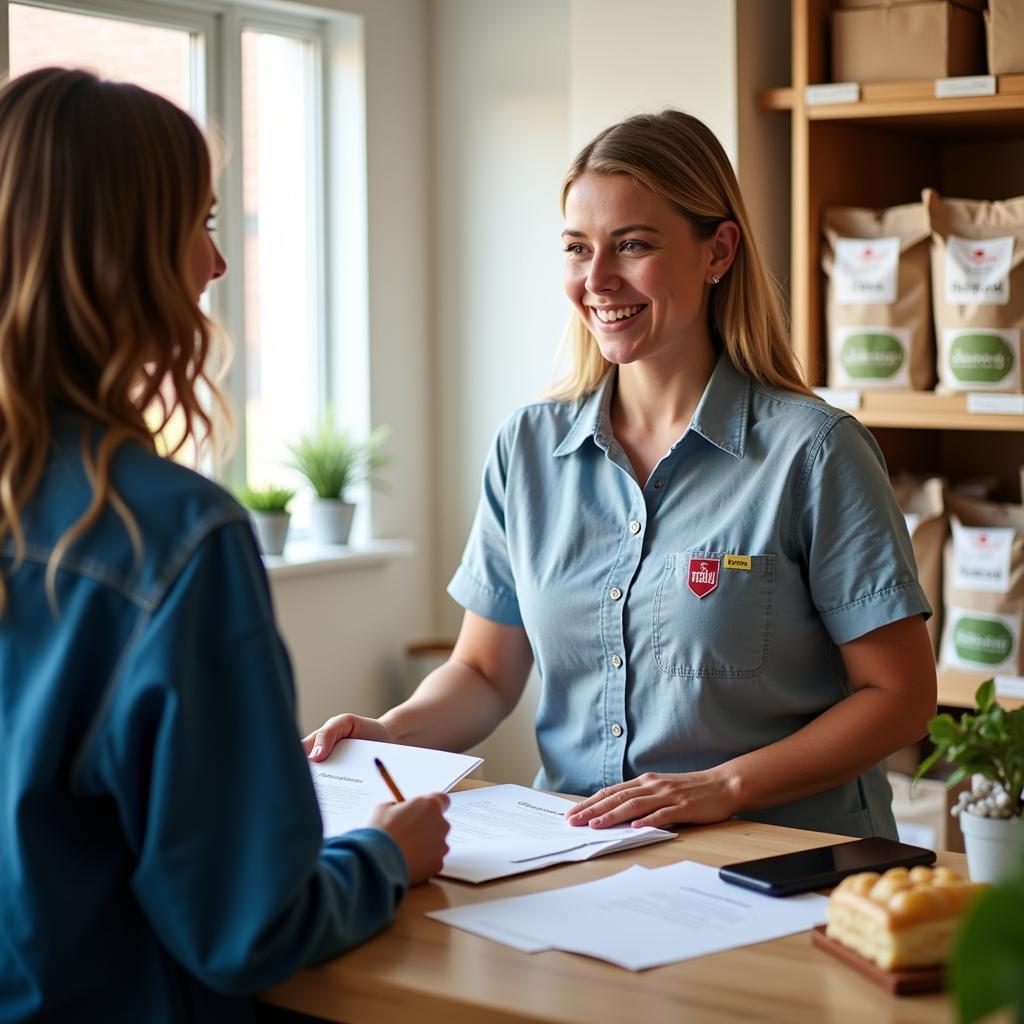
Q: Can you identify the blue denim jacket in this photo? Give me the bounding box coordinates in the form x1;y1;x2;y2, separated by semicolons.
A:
0;419;407;1023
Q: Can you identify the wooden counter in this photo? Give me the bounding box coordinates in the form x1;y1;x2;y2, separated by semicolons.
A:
263;797;966;1024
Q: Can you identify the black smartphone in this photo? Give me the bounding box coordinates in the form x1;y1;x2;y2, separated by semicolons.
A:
718;837;936;897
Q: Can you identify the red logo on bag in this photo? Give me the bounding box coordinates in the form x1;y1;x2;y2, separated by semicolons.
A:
688;558;719;599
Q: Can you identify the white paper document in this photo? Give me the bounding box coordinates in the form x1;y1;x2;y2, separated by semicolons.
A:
440;784;674;883
312;739;482;838
429;860;829;970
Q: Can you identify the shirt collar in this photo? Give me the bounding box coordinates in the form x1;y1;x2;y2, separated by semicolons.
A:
551;371;616;457
552;352;750;460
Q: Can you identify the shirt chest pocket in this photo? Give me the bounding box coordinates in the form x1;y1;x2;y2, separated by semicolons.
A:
652;551;775;678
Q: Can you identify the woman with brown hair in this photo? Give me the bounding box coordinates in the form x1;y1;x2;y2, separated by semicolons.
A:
307;110;936;842
0;67;448;1023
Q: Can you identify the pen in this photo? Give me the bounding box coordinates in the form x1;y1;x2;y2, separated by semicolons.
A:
374;757;406;802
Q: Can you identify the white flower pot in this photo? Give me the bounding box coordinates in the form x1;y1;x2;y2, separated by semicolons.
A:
960;810;1024;883
250;511;290;557
310;499;355;546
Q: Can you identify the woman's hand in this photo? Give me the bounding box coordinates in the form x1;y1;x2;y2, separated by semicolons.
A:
302;714;396;762
368;794;450;885
565;768;741;829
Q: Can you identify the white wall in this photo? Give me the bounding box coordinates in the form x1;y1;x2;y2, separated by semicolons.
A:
567;0;738;160
272;0;435;733
430;0;571;782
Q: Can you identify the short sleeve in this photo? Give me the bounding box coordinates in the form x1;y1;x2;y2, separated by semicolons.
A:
447;419;523;626
797;415;932;645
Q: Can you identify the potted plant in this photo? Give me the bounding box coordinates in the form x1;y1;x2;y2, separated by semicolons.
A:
950;841;1024;1023
238;484;295;557
913;679;1024;883
287;416;390;546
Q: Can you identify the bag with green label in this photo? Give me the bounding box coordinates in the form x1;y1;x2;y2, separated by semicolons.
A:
891;474;946;654
925;188;1024;392
939;490;1024;674
822;203;933;390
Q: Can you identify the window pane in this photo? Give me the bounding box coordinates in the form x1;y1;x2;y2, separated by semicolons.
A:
9;4;192;110
242;30;320;506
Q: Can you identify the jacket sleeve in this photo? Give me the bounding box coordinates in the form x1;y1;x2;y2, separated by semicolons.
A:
76;519;409;995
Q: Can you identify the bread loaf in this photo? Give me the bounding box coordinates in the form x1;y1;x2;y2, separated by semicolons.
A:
825;866;986;969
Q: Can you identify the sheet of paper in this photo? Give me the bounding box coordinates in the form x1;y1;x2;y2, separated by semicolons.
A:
312;738;482;838
441;784;674;883
429;860;828;970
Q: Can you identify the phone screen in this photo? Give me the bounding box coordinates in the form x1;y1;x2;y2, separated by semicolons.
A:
718;837;936;896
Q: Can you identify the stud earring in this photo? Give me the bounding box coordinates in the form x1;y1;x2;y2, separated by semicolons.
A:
711;274;721;285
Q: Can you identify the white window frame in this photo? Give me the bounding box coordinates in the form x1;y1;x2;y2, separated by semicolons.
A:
0;0;369;495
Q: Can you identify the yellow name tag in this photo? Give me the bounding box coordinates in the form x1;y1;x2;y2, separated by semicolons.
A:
724;554;751;571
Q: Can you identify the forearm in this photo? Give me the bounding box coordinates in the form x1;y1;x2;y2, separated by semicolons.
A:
379;658;512;752
723;684;932;812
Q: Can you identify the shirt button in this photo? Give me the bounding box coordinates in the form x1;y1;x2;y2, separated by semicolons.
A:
610;654;623;668
609;587;622;600
628;520;642;535
610;723;623;738
653;479;664;490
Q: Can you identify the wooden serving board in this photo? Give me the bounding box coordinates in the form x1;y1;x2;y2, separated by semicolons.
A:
810;926;945;995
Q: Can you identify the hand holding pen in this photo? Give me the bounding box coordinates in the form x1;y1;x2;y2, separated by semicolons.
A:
367;758;451;885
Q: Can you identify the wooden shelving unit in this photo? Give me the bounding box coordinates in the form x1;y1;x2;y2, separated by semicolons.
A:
937;668;1024;711
764;1;1024;714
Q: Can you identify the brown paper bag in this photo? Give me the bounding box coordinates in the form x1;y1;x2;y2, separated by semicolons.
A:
925;188;1024;393
823;204;934;390
892;474;946;653
939;490;1024;674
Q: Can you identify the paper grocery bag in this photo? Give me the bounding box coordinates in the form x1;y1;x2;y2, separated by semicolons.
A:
823;204;933;390
892;474;946;653
939;490;1024;674
925;188;1024;393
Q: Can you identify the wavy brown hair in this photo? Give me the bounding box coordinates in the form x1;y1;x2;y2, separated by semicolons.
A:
548;110;810;401
0;67;229;612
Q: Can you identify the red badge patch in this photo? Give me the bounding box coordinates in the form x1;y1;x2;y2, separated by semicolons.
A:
688;558;719;599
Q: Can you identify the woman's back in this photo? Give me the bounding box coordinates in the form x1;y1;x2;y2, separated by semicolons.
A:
0;419;333;1021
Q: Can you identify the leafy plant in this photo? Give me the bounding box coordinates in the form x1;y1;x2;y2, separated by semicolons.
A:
287;416;391;501
237;484;295;513
913;680;1024;817
950;846;1024;1023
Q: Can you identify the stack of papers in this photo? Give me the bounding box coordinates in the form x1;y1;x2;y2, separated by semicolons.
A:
440;784;675;883
429;860;829;970
312;739;482;837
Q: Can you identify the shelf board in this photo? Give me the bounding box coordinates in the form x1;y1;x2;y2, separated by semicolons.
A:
818;389;1024;431
759;75;1024;134
938;668;1024;711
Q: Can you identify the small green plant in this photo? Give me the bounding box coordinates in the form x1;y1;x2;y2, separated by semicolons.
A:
951;847;1024;1023
237;484;295;513
287;416;391;501
913;680;1024;818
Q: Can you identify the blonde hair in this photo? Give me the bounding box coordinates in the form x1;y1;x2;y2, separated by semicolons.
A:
0;68;230;612
547;110;809;402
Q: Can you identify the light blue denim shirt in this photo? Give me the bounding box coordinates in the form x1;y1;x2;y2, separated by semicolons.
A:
0;418;408;1023
449;354;930;838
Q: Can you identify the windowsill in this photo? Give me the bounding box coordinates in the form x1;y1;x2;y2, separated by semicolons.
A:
263;539;415;581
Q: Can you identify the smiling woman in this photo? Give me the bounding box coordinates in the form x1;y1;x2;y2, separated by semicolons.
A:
305;109;937;845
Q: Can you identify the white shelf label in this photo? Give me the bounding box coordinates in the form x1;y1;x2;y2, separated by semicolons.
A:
813;387;862;410
805;82;860;106
995;675;1024;699
966;393;1024;415
935;75;996;99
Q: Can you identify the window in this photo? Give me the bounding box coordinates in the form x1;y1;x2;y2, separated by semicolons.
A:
3;1;368;528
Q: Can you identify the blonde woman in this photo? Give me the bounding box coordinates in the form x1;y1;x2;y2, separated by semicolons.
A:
307;111;936;840
0;68;448;1023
